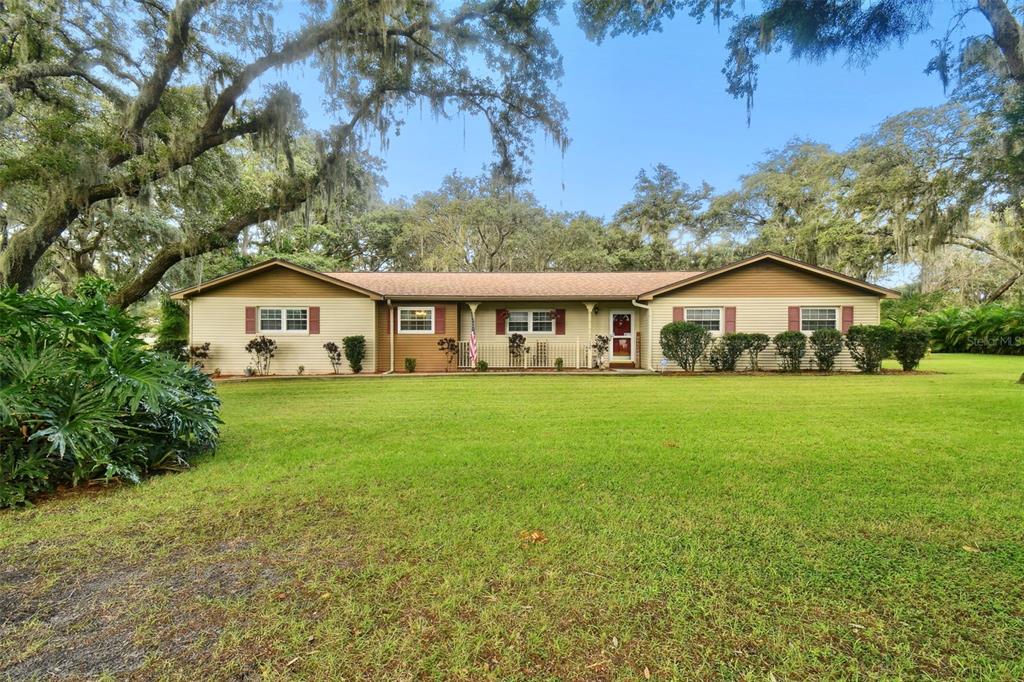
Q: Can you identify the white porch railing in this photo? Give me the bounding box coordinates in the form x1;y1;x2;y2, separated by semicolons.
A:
458;339;588;369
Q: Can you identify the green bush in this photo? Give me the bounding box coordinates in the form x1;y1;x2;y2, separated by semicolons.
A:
245;335;277;375
476;360;489;372
404;357;417;373
660;322;713;371
809;328;843;372
591;334;610;368
323;341;344;374
772;331;807;372
845;325;897;373
437;337;458;372
924;305;1024;355
708;333;746;371
344;335;366;373
152;297;188;360
0;287;221;508
893;327;930;371
743;333;770;371
554;357;564;371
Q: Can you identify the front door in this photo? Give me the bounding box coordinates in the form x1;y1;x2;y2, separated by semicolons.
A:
610;311;634;364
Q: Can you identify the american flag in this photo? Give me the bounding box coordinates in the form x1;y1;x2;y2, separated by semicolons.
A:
469;314;478;366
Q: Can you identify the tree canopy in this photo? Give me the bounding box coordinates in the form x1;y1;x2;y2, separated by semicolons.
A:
0;0;568;300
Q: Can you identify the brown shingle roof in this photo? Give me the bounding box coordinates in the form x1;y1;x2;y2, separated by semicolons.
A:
325;270;701;299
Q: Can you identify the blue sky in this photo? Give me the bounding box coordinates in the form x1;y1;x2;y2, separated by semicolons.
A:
294;4;982;220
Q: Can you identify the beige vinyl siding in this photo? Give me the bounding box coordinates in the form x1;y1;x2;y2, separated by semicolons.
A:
189;296;376;375
649;295;881;371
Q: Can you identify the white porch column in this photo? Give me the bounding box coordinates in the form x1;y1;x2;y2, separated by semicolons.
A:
467;301;480;367
583;302;596;368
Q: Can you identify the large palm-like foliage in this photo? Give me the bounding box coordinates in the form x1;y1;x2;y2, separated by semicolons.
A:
0;286;220;506
924;305;1024;355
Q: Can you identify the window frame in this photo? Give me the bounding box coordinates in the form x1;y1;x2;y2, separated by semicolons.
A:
397;306;435;334
684;306;723;334
506;309;556;335
258;306;309;334
800;306;839;333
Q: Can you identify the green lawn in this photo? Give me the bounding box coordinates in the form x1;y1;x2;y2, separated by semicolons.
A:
2;355;1023;680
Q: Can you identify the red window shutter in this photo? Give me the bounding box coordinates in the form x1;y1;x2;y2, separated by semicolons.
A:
385;305;390;333
496;308;507;335
788;306;801;331
554;309;566;335
308;306;320;334
245;306;257;334
672;307;684;322
842;305;854;333
434;305;446;335
724;306;736;333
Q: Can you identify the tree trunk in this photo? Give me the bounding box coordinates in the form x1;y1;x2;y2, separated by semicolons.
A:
978;0;1024;85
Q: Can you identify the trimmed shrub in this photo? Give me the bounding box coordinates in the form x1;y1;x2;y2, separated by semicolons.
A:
188;342;211;369
845;325;897;373
343;335;366;373
893;327;930;371
323;341;344;374
476;360;489;372
0;288;220;508
508;333;527;366
591;334;610;368
744;333;770;371
708;333;746;371
437;337;458;372
809;328;843;372
773;331;807;372
245;335;277;375
660;322;713;371
404;357;417;373
554;357;564;371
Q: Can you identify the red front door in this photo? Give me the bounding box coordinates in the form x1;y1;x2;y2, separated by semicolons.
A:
610;312;633;362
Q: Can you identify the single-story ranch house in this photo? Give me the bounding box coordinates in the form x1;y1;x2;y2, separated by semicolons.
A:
170;252;899;374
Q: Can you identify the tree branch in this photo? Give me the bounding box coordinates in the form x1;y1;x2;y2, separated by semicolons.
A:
122;0;208;140
109;86;390;306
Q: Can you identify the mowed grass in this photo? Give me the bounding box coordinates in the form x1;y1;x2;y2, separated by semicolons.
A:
2;355;1023;680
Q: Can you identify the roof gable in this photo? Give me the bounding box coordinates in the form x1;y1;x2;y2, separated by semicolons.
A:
638;253;900;300
169;260;382;300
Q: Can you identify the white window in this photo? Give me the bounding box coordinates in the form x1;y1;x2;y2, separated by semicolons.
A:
801;307;838;332
507;310;555;334
507;311;529;333
531;311;555;333
399;306;434;333
685;307;721;332
259;307;308;333
286;308;308;331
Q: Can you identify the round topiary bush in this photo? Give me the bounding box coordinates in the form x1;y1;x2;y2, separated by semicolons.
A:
893;327;930;371
772;331;807;372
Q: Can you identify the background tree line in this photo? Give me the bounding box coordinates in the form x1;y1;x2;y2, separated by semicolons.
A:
122;100;1024;312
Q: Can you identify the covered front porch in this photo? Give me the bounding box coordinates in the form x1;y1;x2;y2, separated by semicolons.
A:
456;300;646;369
